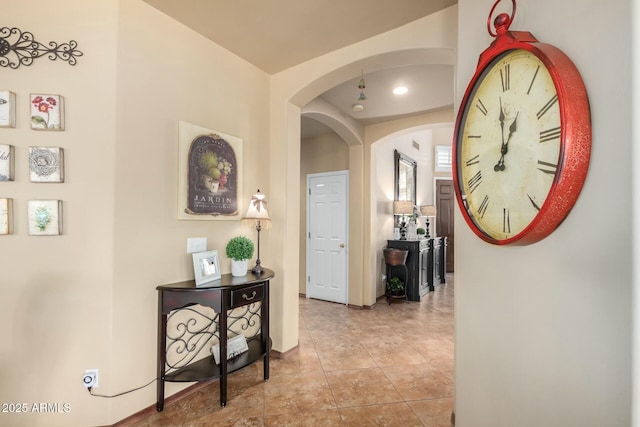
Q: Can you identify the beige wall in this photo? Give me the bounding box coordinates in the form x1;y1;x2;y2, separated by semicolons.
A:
299;132;350;294
111;1;271;423
455;1;632;426
1;0;270;425
1;1;118;426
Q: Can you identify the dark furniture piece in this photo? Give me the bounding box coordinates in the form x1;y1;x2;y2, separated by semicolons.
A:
383;248;409;304
434;236;447;284
156;269;274;411
387;238;446;301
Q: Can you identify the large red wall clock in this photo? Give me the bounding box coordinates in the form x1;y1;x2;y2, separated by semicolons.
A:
452;0;591;245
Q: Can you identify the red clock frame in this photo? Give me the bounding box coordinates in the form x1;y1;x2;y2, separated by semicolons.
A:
452;3;591;245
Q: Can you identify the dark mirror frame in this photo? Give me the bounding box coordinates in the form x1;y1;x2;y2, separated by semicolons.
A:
394;149;417;203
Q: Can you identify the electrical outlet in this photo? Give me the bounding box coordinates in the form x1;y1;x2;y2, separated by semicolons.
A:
83;369;98;388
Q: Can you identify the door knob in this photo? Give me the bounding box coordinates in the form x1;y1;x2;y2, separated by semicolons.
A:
339;243;345;248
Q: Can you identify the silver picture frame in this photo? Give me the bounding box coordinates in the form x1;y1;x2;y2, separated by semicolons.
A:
192;250;221;287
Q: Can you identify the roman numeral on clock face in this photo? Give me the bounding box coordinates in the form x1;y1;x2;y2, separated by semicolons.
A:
537;160;558;175
527;194;541;212
527;65;540;95
465;154;480;167
475;99;488;116
467;170;482;194
503;208;510;233
478;195;489;218
540;126;561;143
537;94;558;119
500;64;510;92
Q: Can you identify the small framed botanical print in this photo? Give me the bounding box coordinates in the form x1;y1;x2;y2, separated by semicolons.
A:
0;91;16;128
0;145;15;181
28;200;62;236
30;94;64;131
29;146;64;183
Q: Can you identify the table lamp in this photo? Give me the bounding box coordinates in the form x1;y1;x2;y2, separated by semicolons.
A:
393;200;413;240
420;205;437;238
244;189;270;274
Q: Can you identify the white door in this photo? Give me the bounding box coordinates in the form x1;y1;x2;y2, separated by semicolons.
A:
306;171;349;304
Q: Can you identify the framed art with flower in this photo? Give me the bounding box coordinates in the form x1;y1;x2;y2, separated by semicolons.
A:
30;94;64;131
178;121;243;220
28;200;62;236
0;91;16;128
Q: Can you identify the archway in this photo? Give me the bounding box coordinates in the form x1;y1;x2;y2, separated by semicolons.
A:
267;7;457;355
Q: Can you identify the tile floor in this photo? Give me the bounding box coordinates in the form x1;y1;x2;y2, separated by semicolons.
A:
131;275;454;426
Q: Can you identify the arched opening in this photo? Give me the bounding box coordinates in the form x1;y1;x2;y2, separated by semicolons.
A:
267;7;458;354
290;48;456;309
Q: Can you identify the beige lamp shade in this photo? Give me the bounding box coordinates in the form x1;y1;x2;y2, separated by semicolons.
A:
420;205;437;216
393;200;413;215
245;190;271;220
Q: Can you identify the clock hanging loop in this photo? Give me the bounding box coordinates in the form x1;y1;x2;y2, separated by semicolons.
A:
487;0;516;37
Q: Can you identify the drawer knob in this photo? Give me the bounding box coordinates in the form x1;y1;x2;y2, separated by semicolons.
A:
242;291;257;301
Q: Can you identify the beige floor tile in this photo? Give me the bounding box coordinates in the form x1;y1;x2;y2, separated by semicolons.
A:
325;368;404;407
133;276;455;426
265;409;343;426
383;364;454;401
264;382;336;416
338;402;423;426
408;398;454;427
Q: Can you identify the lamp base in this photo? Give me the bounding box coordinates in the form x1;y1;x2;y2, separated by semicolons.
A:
399;222;407;240
251;260;264;275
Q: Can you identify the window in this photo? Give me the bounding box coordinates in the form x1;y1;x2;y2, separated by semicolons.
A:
435;145;452;172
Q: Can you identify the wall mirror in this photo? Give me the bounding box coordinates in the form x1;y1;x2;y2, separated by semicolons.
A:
394;150;417;203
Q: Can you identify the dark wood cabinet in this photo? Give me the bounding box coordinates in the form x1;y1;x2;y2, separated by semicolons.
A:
387;238;446;301
434;236;447;284
156;270;274;410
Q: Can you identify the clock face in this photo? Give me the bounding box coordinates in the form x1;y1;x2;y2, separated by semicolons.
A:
456;49;561;242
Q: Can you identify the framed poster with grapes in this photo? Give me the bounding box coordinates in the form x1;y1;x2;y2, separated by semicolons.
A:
178;121;243;220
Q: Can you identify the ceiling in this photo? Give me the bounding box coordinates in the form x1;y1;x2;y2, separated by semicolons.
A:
142;0;457;136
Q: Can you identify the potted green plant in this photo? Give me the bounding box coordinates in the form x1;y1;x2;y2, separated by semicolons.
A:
386;276;405;296
416;227;426;238
226;236;255;277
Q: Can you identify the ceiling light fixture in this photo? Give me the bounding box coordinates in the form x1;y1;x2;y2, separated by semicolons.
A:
352;103;364;112
357;69;367;101
393;86;408;95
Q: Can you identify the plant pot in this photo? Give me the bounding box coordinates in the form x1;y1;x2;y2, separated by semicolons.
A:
231;259;248;277
383;248;408;266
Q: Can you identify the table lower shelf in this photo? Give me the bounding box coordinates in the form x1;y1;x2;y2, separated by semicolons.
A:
164;337;270;383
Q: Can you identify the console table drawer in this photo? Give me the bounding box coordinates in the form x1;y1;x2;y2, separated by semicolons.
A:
231;284;264;308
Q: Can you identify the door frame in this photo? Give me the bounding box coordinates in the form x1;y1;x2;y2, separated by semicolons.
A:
433;176;452;236
434;176;455;272
306;170;349;305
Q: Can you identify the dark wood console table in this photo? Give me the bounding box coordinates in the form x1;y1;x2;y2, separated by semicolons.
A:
156;269;274;411
387;238;446;301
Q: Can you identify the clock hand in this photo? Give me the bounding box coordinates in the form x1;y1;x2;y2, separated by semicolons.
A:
504;111;518;150
499;97;506;141
495;99;507;171
494;111;518;172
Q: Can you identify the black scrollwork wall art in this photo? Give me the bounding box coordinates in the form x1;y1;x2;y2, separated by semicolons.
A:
0;27;83;69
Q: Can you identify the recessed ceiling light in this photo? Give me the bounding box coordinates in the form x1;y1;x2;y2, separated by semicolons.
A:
393;86;408;95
